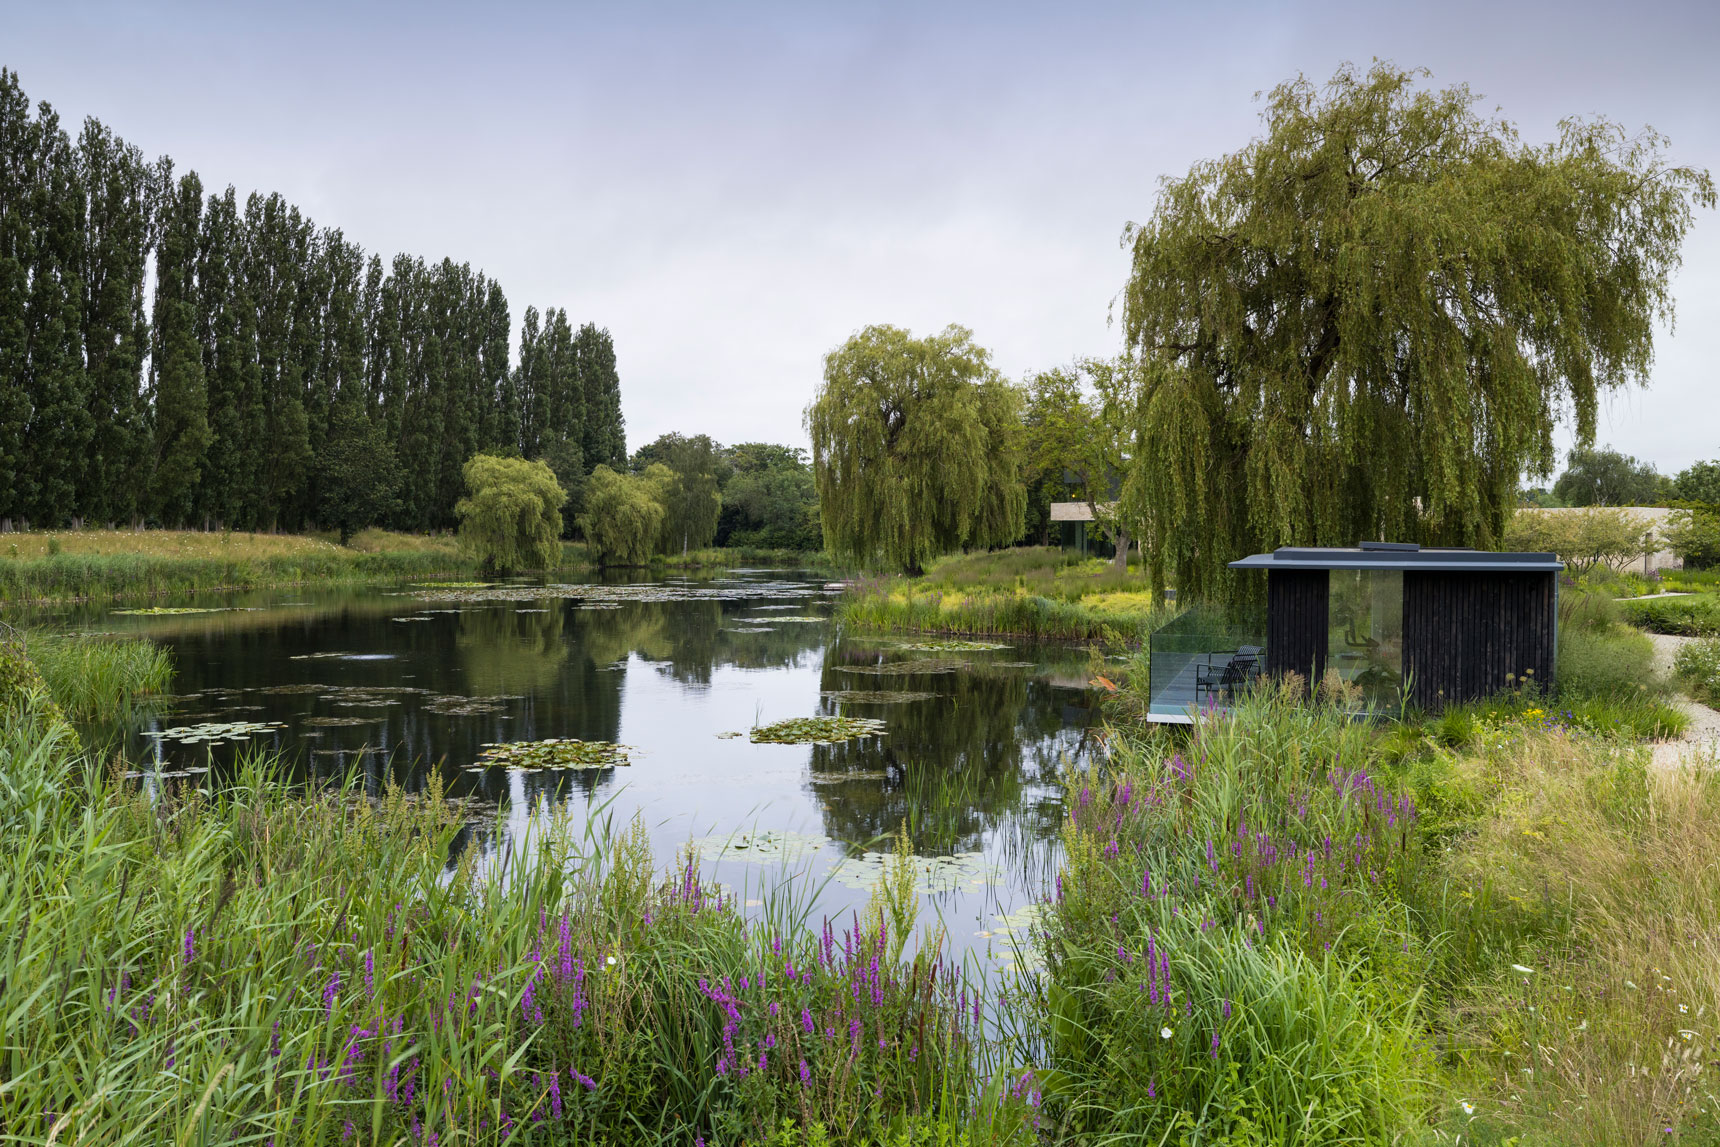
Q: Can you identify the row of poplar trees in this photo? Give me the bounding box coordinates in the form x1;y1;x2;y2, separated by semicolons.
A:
0;68;625;533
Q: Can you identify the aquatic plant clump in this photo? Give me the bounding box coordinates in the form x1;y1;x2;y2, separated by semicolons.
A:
749;716;888;744
143;720;285;744
819;689;939;704
893;639;1010;652
472;737;631;770
112;606;228;616
835;658;969;676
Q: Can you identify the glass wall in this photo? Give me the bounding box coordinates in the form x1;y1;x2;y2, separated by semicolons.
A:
1326;569;1404;711
1146;606;1265;721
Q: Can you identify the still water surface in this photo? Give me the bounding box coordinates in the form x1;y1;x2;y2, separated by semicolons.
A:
51;570;1102;966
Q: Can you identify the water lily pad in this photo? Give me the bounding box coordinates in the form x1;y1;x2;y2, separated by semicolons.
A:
820;690;938;704
144;720;285;744
113;606;227;616
826;850;1000;896
410;581;493;588
894;639;1009;652
302;716;383;727
424;694;513;716
685;829;830;867
474;738;631;770
835;658;969;676
258;683;329;695
750;716;887;745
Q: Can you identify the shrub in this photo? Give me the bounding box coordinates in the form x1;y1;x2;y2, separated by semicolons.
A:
1619;593;1720;636
1674;637;1720;706
454;454;566;574
1504;507;1656;576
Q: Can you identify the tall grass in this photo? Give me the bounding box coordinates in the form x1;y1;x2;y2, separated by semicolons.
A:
23;631;174;720
0;707;1034;1145
1012;691;1431;1143
0;549;486;603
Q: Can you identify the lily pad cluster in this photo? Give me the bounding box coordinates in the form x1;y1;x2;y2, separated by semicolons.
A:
750;716;888;745
835;658;969;676
820;689;937;704
470;737;631;770
894;639;1009;652
684;829;830;868
424;694;516;716
113;606;227;616
826;850;999;896
144;720;284;745
412;577;827;608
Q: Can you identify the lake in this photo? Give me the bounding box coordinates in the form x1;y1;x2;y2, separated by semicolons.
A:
46;570;1103;968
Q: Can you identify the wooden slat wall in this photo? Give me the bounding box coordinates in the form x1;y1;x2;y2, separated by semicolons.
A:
1266;569;1328;683
1403;571;1557;710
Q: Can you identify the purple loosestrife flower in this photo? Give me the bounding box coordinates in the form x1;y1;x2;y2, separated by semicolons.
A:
323;971;340;1017
572;1069;597;1092
182;927;195;964
364;949;375;998
1223;998;1232;1019
799;1059;811;1086
1147;1078;1156;1099
1211;1030;1220;1058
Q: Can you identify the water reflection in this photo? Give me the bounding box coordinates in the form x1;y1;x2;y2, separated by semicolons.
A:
56;573;1096;963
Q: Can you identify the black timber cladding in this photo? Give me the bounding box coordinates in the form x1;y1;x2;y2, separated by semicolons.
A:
1402;570;1557;708
1232;544;1564;711
1265;569;1328;682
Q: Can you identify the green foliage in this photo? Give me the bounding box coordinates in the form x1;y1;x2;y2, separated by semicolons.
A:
1664;506;1720;569
1673;637;1720;706
318;403;403;544
0;547;482;603
454;454;566;574
1503;506;1656;576
579;464;665;567
1556;624;1662;699
1672;458;1720;505
0;69;626;534
1551;444;1671;507
719;443;822;551
633;433;723;555
807;325;1026;573
1116;62;1714;604
0;727;1022;1145
1030;696;1430;1141
24;632;173;720
0;635;70;729
1619;593;1720;636
538;434;586;528
1022;360;1140;569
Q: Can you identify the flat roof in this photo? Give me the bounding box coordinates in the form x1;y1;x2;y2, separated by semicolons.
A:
1229;542;1563;573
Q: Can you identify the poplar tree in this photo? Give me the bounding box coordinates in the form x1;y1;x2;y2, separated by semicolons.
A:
0;70;36;526
807;324;1025;573
1119;62;1714;602
148;168;211;522
575;322;624;469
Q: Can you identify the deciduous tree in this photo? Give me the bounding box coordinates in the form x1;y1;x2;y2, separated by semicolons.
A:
1118;62;1713;603
807;324;1024;573
454;454;564;574
579;464;663;567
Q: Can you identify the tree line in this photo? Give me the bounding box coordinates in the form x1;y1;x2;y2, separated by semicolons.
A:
0;68;624;534
807;64;1713;593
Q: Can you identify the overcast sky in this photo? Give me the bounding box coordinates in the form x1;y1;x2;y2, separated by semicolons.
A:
5;0;1716;473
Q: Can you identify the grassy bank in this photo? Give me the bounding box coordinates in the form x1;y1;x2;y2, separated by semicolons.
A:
1021;686;1720;1144
838;548;1173;644
0;529;482;603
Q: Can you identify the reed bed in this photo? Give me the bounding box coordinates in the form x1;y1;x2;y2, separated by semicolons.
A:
21;631;174;720
0;550;485;604
0;704;1035;1146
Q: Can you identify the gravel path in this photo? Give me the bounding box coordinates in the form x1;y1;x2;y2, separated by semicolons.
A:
1646;633;1720;769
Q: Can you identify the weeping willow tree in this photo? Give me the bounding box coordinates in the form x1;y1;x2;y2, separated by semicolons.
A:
1118;62;1713;604
579;464;664;567
454;454;565;574
807;325;1025;574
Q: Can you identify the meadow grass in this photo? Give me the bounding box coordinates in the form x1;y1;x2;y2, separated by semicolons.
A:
838;549;1174;644
1023;678;1720;1144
